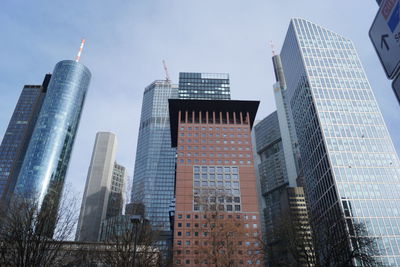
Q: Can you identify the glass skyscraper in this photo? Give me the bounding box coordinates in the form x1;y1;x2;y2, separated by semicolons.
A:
280;18;400;265
178;72;230;100
131;80;178;232
15;60;91;232
0;75;50;207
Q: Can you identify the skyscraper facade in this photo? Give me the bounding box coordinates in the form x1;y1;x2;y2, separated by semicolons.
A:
106;162;126;219
253;112;288;235
169;99;262;266
253;112;314;266
14;60;91;233
0;75;50;207
280;18;400;265
131;80;178;232
178;72;230;100
76;132;126;242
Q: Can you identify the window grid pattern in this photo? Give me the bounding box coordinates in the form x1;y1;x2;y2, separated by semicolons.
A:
131;80;178;231
178;72;231;100
0;85;45;202
193;165;241;212
281;18;400;265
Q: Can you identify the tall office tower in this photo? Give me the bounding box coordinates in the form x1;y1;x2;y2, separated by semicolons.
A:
169;99;263;266
253;112;314;266
131;80;178;234
107;162;126;219
272;55;301;185
178;72;231;100
254;112;288;233
76;132;126;242
280;18;400;265
14;59;91;235
0;75;51;208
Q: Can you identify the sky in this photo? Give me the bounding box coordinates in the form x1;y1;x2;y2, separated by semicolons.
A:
1;0;399;208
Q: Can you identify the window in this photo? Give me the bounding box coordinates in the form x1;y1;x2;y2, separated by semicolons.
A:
178;232;182;236
178;223;182;227
177;240;182;245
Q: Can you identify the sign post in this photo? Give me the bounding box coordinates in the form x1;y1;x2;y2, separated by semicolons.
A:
369;0;400;79
370;0;400;104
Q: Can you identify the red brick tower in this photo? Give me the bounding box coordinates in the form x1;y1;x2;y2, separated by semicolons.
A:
169;99;263;266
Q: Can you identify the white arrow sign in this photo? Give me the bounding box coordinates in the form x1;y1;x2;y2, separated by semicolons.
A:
369;0;400;79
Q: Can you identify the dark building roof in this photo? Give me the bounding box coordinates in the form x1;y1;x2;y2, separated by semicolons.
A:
168;99;260;147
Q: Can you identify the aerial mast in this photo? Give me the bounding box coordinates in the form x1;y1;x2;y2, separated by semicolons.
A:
75;39;86;62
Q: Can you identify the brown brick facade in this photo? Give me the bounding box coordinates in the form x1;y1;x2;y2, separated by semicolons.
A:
169;101;263;266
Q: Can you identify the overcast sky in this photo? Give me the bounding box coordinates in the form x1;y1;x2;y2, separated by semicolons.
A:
1;1;399;206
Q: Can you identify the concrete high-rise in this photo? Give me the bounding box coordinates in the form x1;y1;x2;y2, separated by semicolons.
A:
76;132;126;242
169;99;263;266
0;75;51;208
14;59;91;234
178;72;230;100
280;18;400;265
131;80;178;235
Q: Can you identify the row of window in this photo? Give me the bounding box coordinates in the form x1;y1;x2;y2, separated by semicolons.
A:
176;213;256;220
180;126;249;132
179;145;251;151
183;152;251;158
179;159;252;165
179;139;249;145
175;258;261;265
176;239;260;247
180;132;249;138
194;165;238;174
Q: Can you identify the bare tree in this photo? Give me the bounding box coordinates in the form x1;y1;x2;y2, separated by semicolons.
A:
261;216;316;267
190;191;262;267
98;216;161;267
313;218;379;267
0;185;79;266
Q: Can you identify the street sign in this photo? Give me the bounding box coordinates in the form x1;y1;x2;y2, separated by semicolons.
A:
392;72;400;102
369;0;400;79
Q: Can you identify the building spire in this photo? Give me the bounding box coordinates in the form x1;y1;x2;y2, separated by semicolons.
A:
75;39;86;62
269;40;276;56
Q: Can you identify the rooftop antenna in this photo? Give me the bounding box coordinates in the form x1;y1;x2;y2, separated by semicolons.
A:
269;40;276;56
162;60;170;83
75;39;86;62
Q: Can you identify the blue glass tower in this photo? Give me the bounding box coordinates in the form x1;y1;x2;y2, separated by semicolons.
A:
131;80;178;233
280;18;400;265
14;60;91;227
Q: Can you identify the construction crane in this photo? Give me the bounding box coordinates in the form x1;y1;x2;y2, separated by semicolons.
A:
75;39;86;62
162;60;171;83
